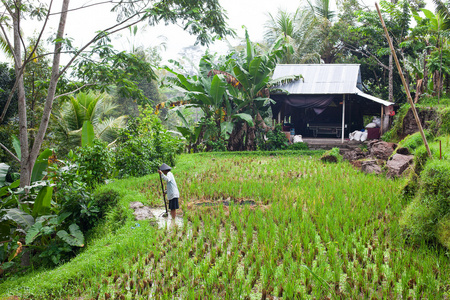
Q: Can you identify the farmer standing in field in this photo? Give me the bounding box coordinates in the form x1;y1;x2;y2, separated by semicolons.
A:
158;163;179;220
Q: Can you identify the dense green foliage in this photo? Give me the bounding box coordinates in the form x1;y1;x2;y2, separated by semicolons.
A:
400;159;450;246
0;105;182;274
52;91;127;152
115;106;183;178
258;124;289;151
74;140;116;188
286;142;309;151
1;153;449;299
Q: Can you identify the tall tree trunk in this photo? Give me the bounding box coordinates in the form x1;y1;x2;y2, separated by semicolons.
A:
18;0;70;187
388;52;393;102
13;1;31;188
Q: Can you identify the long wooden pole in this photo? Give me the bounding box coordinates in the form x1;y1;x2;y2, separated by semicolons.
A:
159;173;168;215
341;95;345;143
375;3;432;158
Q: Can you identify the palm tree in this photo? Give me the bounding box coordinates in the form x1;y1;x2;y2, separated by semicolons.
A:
307;0;336;21
433;0;450;29
53;91;127;149
264;8;322;64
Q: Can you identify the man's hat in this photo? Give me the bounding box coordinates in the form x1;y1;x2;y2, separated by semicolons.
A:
159;163;171;171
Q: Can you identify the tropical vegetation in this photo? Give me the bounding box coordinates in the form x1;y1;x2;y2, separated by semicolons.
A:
1;0;450;298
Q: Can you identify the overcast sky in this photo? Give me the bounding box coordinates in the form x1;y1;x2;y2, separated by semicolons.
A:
65;0;307;63
3;0;432;65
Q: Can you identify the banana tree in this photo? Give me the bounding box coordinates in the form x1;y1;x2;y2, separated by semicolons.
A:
212;30;302;151
162;32;302;151
163;59;239;150
412;8;449;98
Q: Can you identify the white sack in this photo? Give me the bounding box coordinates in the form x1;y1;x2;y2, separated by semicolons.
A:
292;135;303;143
360;131;368;142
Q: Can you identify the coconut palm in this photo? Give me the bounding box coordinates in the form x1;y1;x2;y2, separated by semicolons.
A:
53;91;127;148
433;0;450;29
264;8;322;64
307;0;336;22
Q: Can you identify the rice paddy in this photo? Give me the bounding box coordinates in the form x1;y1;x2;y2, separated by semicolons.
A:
2;152;449;299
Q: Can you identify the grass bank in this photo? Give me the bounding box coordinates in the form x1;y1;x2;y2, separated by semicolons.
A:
1;151;449;299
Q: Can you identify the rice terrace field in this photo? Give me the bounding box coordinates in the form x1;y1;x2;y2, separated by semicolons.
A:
2;151;450;299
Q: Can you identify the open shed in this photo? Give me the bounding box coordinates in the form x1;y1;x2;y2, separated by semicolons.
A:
270;64;395;141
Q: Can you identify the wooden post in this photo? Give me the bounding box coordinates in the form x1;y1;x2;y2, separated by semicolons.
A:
375;3;432;159
341;95;345;143
380;105;384;135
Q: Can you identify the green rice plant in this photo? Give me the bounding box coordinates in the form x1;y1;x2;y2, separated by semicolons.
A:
3;153;450;299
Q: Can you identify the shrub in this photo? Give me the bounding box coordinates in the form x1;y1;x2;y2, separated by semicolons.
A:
397;130;434;154
438;107;450;135
49;159;97;232
115;105;183;178
400;159;450;247
414;138;450;173
320;147;342;163
92;188;120;221
73;140;115;188
258;124;288;151
287;142;309;151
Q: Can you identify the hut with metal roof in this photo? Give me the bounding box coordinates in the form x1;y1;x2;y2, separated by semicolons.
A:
270;64;395;142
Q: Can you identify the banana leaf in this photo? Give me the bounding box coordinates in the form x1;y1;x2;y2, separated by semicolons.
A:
32;186;53;218
11;134;20;160
2;208;34;230
0;163;9;187
30;149;53;183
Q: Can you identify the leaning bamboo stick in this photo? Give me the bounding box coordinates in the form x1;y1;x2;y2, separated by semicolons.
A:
375;3;432;158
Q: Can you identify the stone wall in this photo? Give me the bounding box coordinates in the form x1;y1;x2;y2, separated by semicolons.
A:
401;107;438;138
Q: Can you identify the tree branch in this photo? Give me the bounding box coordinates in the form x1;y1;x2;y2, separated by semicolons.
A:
0;75;19;123
53;83;95;100
343;43;389;70
0;142;20;163
29;0;70;178
48;0;145;16
58;12;146;78
22;1;54;67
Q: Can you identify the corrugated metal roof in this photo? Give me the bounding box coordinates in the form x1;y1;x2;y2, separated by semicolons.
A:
354;90;393;106
272;64;394;106
273;64;362;94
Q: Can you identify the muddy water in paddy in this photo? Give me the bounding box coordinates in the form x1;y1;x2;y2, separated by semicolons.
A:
129;201;184;229
149;207;184;228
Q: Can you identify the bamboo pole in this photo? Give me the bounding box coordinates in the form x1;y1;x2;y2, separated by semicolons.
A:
341;95;345;143
375;3;432;158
